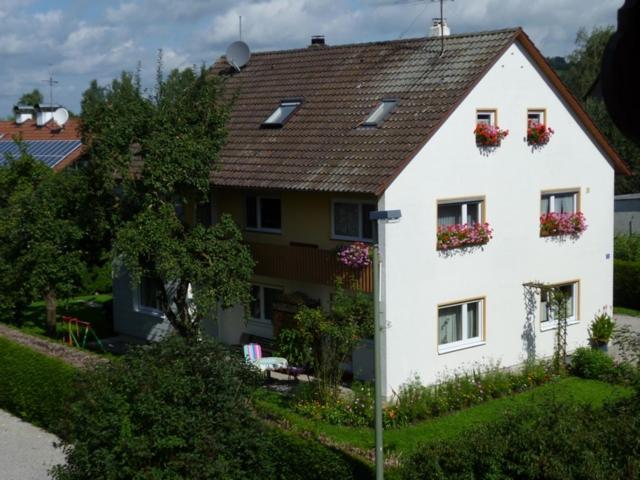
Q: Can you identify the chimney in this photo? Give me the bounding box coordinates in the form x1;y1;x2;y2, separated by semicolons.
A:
430;18;450;37
34;103;60;127
13;105;34;124
310;35;326;47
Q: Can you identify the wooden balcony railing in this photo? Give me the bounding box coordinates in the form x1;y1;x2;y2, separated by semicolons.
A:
248;242;373;293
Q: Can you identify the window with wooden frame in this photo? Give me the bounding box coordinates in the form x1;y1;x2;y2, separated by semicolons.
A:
540;281;579;328
540;190;579;215
332;199;376;241
245;194;282;233
437;198;484;226
527;108;546;126
250;284;283;324
438;297;485;353
476;109;497;126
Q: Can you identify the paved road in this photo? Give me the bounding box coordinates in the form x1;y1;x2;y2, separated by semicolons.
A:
0;409;64;480
611;314;640;362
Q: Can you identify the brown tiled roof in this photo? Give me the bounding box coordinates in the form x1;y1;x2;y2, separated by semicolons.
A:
211;28;628;194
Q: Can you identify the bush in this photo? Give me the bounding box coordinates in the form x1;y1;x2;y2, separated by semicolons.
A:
589;309;616;346
0;336;77;432
401;393;640;479
614;259;640;310
614;234;640;262
571;347;615;380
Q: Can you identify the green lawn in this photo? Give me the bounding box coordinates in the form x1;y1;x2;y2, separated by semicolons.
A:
614;306;640;318
1;294;114;340
253;377;633;461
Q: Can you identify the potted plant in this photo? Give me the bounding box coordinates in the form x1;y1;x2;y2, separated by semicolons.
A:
527;120;554;146
474;123;509;147
588;310;615;352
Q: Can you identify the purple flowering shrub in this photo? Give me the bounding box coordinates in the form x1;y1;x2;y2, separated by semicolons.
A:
337;242;371;268
540;212;587;237
437;223;493;250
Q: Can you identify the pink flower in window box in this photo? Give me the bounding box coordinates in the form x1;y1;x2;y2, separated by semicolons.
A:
474;123;509;147
539;212;587;237
437;223;493;250
527;120;554;146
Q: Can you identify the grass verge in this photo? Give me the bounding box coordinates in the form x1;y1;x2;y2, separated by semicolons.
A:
614;306;640;318
253;377;633;462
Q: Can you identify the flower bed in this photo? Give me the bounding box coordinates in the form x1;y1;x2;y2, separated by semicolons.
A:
474;123;509;147
337;242;371;268
540;212;587;237
527;121;554;146
437;222;493;250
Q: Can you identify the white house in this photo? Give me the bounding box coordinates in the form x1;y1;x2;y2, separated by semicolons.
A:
113;28;629;398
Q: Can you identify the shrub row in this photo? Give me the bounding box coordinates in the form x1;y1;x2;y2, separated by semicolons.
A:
294;361;553;428
614;259;640;310
0;336;77;432
401;391;640;480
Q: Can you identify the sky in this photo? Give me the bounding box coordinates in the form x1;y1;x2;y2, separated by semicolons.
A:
0;0;623;115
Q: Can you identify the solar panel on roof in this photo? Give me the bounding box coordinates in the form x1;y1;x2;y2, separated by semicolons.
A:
0;140;81;168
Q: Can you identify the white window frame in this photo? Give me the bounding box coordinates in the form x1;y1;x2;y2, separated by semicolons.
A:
134;277;164;317
437;298;485;354
249;284;283;325
541;191;578;214
437;198;484;226
476;109;497;126
245;194;282;234
540;281;579;331
331;199;376;242
527;109;546;126
361;98;398;127
262;99;302;127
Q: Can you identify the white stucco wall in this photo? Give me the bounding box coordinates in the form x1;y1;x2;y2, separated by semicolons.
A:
380;43;615;397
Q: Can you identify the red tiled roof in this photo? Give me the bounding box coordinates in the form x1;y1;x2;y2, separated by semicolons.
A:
208;28;628;195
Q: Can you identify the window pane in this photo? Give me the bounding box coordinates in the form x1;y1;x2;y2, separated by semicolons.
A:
540;289;549;322
541;195;551;214
477;114;491;125
263;287;281;321
334;202;360;237
260;198;281;230
246;196;257;228
250;285;261;319
438;204;462;226
528;112;542;124
467;302;479;338
361;203;375;240
554;193;575;214
140;277;159;309
466;202;480;224
264;102;300;125
364;100;397;126
439;305;462;345
560;284;574;318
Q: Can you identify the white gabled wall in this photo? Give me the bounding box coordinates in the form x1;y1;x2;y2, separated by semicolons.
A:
380;42;615;397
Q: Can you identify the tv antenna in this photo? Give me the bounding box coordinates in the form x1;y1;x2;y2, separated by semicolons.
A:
431;0;454;56
225;16;251;72
42;72;59;107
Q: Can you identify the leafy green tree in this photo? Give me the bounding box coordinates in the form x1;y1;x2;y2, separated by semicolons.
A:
81;65;254;338
560;26;640;193
17;88;44;107
0;148;88;335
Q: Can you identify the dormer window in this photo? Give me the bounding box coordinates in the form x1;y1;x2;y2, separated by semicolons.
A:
261;99;302;128
361;99;398;127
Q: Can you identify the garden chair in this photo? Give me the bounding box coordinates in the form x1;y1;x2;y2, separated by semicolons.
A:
243;343;288;374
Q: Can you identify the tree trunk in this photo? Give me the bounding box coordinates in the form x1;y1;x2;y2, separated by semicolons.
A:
45;290;57;338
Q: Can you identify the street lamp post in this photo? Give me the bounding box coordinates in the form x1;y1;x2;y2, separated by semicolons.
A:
369;209;402;480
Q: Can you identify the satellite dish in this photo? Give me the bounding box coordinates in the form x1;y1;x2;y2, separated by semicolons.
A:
52;107;69;127
226;41;251;71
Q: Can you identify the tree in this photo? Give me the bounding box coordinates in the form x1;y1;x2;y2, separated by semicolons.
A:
559;26;640;193
81;65;254;338
17;88;44;106
0;148;88;335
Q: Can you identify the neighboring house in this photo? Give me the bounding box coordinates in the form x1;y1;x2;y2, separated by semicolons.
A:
0;105;82;170
113;27;629;398
615;193;640;235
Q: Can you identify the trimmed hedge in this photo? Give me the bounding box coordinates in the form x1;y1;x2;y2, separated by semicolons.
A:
400;392;640;479
614;259;640;310
0;336;77;432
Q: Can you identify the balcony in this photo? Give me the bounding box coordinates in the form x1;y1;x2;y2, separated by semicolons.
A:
248;242;373;293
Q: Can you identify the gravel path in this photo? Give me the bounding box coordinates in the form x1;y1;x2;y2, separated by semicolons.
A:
0;409;64;480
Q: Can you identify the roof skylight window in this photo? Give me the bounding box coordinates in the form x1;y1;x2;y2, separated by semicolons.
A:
261;99;302;128
361;99;398;128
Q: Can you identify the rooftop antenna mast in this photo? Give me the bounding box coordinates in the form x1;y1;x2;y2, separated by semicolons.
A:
239;15;242;40
43;70;59;107
431;0;454;56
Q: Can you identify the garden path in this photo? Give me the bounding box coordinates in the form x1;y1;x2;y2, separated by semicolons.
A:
0;409;64;479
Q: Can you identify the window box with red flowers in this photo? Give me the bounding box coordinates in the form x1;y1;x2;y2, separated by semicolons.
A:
527;120;554;146
539;212;587;238
474;123;509;147
437;223;494;250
